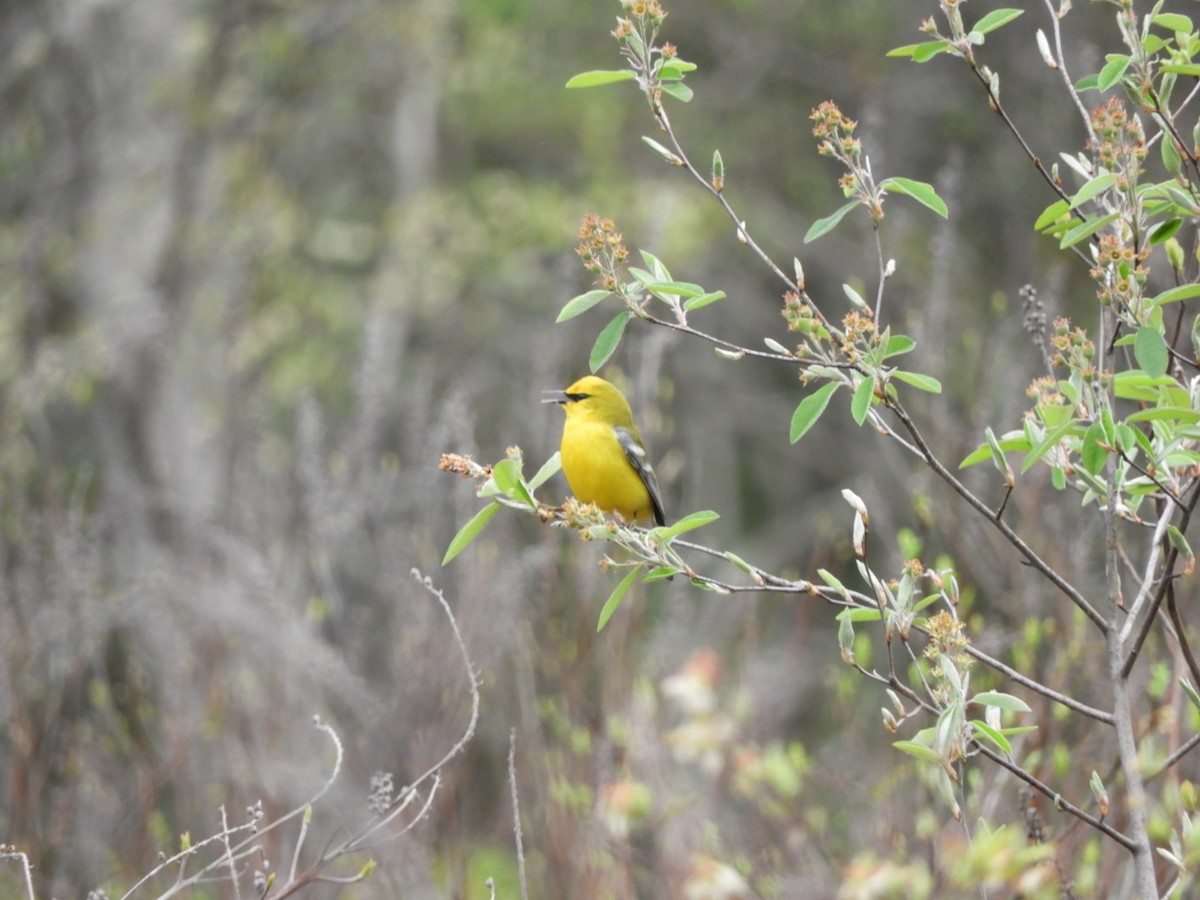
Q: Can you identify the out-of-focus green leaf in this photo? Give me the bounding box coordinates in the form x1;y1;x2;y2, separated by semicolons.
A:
887;41;951;62
851;376;875;425
566;69;637;89
1097;54;1131;92
882;177;948;218
972;8;1024;34
557;290;611;322
891;370;942;393
597;565;643;632
805;201;859;243
1134;325;1169;378
443;502;502;565
589;312;631;372
972;691;1032;713
790;382;840;444
650;509;719;540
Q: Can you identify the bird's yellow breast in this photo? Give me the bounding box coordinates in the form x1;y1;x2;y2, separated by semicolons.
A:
560;418;656;524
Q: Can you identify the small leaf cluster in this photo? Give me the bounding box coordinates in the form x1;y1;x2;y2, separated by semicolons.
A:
560;215;726;371
565;0;697;108
823;491;1033;821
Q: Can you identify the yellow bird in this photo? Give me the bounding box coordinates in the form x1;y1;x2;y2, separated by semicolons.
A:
544;375;666;527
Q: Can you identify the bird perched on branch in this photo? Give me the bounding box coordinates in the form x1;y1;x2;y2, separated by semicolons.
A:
544;375;666;527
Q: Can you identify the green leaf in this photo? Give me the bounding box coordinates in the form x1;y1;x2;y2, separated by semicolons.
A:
1081;421;1108;475
960;433;1030;468
790;382;840;444
642;566;680;582
442;502;502;565
838;610;855;662
972;8;1024;34
843;283;868;310
642;136;680;164
884;334;916;358
805;200;859;243
566;69;638;89
1167;524;1194;566
890;370;942;393
817;568;849;597
1034;199;1071;233
683;290;727;311
557;290;612;323
1162;64;1200;77
1148;218;1183;245
839;608;883;623
660;82;693;103
589;312;631;372
1125;407;1200;424
724;551;753;574
711;149;724;188
882;177;949;218
886;40;952;62
1134;325;1169;378
597;566;644;632
639;249;670;279
970;719;1013;755
892;740;945;765
1113;369;1177;401
1059;211;1119;249
1097;55;1131;93
650;509;719;540
1021;416;1082;473
1153;12;1193;32
659;58;698;78
528;452;562;491
971;691;1031;713
851;376;875;425
644;280;705;299
1069;172;1118;209
1152;284;1200;306
1162;135;1183;179
984;426;1015;483
492;458;534;507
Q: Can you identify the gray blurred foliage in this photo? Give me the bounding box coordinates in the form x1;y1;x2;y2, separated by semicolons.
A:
0;0;1134;895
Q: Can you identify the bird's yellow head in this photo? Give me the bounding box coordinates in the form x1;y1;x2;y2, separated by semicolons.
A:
544;375;635;429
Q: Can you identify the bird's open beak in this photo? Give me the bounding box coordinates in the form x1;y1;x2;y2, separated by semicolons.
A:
541;389;569;405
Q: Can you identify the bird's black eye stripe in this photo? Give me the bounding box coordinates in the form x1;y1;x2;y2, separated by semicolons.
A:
566;392;590;401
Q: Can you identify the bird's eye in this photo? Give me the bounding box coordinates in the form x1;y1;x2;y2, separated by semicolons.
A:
566;392;590;401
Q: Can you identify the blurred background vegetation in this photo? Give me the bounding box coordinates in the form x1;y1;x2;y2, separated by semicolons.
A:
0;0;1150;895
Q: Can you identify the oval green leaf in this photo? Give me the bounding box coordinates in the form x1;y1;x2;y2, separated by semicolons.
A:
597;565;644;632
851;376;875;425
589;312;632;372
882;177;949;218
566;69;637;89
790;382;840;444
442;502;502;565
1134;325;1169;378
805;200;859;243
557;290;611;323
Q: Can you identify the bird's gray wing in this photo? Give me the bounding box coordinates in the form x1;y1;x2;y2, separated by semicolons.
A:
614;426;667;527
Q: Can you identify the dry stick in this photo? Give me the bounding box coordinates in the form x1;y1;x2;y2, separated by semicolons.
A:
508;730;529;900
123;720;343;900
340;569;480;852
